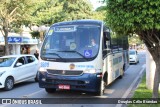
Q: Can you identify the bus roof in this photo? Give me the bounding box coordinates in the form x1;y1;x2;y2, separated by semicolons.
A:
51;19;103;27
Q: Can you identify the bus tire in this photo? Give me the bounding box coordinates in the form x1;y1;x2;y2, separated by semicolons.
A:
119;68;124;79
95;80;105;96
103;72;108;84
45;88;56;93
123;64;125;72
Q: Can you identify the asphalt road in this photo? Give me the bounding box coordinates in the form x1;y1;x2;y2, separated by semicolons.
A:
0;51;146;107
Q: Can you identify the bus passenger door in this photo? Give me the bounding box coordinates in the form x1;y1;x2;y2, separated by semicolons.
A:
112;52;120;79
106;54;114;84
102;30;113;84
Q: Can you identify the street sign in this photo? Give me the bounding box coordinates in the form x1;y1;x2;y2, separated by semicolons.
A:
8;37;22;43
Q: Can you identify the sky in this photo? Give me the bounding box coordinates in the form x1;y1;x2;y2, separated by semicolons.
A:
89;0;105;10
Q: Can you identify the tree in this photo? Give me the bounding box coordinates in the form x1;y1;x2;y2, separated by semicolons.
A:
31;0;94;26
128;34;143;48
26;0;95;39
30;0;64;25
96;6;106;11
105;0;160;98
61;0;93;21
0;0;38;55
92;6;106;21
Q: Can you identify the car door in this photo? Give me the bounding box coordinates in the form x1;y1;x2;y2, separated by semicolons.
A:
26;56;38;78
12;57;28;83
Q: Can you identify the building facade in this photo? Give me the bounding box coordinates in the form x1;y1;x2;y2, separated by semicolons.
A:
0;32;39;56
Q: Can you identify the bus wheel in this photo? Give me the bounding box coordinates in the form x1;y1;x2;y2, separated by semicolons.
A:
45;88;56;93
95;80;105;96
119;68;124;79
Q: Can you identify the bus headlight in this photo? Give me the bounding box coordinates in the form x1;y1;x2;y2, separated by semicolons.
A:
84;69;101;74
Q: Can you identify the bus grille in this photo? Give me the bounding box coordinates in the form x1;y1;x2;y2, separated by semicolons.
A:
47;69;83;76
46;79;85;85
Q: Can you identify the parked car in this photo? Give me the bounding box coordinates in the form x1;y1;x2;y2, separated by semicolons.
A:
0;54;39;90
129;50;139;64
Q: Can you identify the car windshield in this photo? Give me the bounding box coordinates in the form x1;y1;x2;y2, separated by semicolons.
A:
129;51;136;55
0;57;16;67
41;25;101;62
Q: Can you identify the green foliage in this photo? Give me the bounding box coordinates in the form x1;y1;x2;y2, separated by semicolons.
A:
92;11;106;21
132;72;152;98
61;0;93;20
92;6;106;21
12;27;23;33
96;6;106;11
105;0;160;34
0;0;39;55
129;34;143;45
128;73;160;107
30;0;94;26
30;31;40;39
0;0;38;27
30;0;64;25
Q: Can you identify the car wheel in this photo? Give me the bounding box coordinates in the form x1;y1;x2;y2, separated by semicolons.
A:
95;80;105;96
45;88;56;93
35;72;39;82
4;77;14;91
135;60;138;64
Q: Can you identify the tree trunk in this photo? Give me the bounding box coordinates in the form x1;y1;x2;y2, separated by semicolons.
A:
137;28;160;98
148;46;160;98
152;61;160;98
4;36;10;55
3;27;10;55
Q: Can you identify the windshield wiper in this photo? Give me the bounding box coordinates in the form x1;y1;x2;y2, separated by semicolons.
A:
44;52;67;62
45;52;62;59
57;50;88;60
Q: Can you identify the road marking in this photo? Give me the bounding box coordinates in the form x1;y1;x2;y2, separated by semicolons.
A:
22;89;44;98
115;64;146;107
104;89;114;94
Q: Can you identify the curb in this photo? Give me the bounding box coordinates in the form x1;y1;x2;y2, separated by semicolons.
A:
115;64;146;107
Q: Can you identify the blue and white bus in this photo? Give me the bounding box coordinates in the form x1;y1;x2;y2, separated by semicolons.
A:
38;19;128;96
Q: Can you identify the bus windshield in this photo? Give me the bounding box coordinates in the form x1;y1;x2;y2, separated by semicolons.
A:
41;25;101;62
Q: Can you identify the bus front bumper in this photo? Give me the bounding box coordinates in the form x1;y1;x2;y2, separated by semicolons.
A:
38;72;102;92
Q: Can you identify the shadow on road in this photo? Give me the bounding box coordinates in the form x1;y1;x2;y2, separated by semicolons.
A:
0;80;36;92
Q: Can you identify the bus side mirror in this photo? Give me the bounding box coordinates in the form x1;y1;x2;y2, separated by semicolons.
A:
103;32;110;41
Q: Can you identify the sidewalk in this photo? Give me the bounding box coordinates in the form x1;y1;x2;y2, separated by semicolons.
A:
116;64;146;107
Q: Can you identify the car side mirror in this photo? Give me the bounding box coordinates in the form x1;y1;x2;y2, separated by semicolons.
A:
16;62;23;67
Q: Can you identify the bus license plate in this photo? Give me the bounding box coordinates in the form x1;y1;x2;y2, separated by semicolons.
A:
58;85;70;90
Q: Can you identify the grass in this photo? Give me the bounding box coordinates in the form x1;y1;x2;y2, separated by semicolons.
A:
128;72;160;107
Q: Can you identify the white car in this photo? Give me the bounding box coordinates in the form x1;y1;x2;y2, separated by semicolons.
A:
0;55;39;90
129;50;139;64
